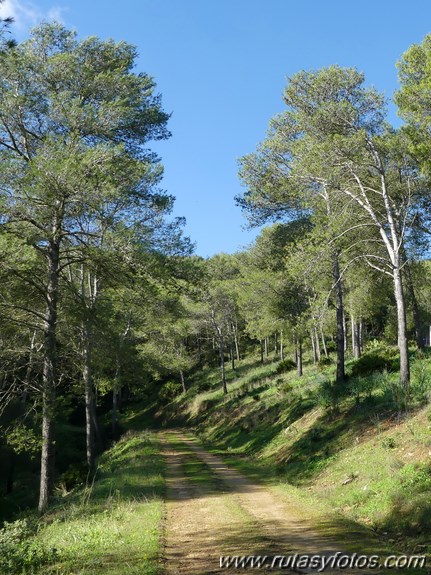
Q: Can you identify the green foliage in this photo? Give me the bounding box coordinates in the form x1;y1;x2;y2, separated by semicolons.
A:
4;424;40;455
275;359;296;374
385;463;431;535
351;348;399;378
317;379;348;412
317;356;332;370
58;463;88;491
410;359;431;404
399;463;431;492
381;437;397;449
0;519;58;574
396;34;431;174
325;341;337;354
279;381;295;397
27;431;165;574
159;381;183;403
347;375;378;404
380;376;410;412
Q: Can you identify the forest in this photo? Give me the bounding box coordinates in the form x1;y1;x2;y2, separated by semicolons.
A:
1;14;431;575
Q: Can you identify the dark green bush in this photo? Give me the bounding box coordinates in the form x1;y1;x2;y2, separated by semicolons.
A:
351;348;399;378
410;360;431;404
279;381;294;395
59;462;88;490
276;359;296;374
196;380;212;393
317;356;331;370
158;381;183;402
380;376;409;411
317;379;349;411
325;341;337;354
348;375;378;404
400;463;431;493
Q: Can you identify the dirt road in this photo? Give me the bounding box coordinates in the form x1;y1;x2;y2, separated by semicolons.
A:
159;430;389;575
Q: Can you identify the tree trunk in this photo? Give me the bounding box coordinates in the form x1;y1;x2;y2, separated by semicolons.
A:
219;332;227;394
233;321;241;361
297;336;303;377
311;330;317;364
234;335;240;362
82;322;96;472
264;336;269;358
274;332;278;355
321;327;328;358
344;312;349;353
180;369;186;393
230;340;235;370
39;239;60;513
332;252;345;383
22;330;37;404
197;335;202;367
260;339;264;364
314;328;321;362
280;330;284;360
351;316;361;359
394;267;410;391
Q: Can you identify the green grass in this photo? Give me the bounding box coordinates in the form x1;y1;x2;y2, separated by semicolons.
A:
147;347;431;561
0;431;165;575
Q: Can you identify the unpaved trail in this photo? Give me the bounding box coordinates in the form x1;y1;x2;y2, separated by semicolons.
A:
159;430;376;575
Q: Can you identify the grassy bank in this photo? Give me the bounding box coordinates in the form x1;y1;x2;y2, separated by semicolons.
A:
0;431;164;575
155;347;431;557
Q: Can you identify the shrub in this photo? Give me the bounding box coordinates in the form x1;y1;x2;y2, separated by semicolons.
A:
325;341;337;354
279;382;295;397
158;381;183;402
317;379;348;412
380;376;409;411
317;356;331;370
364;338;382;351
276;359;296;374
59;462;88;491
387;492;431;535
382;436;397;449
0;519;58;574
351;348;399;378
196;380;212;393
348;375;378;404
410;360;431;404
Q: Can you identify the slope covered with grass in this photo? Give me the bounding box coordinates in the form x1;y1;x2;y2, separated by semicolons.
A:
0;431;164;575
156;346;431;556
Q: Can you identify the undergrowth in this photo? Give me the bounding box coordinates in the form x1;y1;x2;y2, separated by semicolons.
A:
0;431;164;575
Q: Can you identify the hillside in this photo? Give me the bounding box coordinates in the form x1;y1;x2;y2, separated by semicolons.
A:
1;345;430;573
148;345;431;557
0;431;164;574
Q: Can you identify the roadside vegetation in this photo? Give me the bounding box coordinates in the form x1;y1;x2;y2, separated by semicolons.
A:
0;431;164;575
153;344;431;557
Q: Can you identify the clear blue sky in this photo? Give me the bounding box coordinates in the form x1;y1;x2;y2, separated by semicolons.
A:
3;0;431;256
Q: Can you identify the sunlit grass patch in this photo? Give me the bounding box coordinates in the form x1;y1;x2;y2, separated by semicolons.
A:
33;431;164;575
